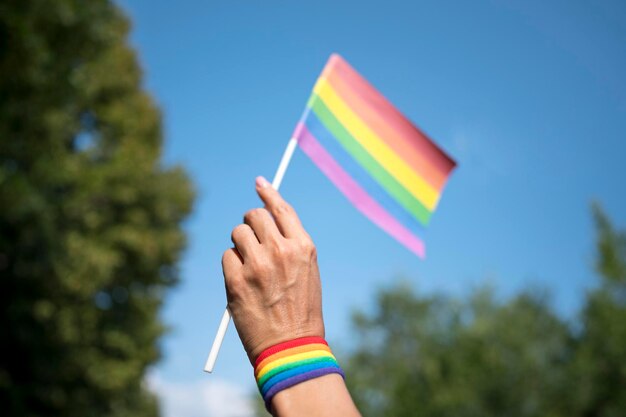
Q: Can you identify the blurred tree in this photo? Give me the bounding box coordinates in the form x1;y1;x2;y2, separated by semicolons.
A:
0;1;194;416
569;205;626;417
343;207;625;417
344;286;572;417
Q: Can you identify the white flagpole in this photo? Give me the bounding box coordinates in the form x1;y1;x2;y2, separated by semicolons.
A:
204;137;299;373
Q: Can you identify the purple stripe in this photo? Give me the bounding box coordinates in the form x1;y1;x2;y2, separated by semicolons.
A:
263;367;345;411
295;123;426;258
260;360;340;395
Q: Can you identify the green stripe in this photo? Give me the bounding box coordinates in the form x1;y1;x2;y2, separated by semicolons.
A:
257;357;338;389
309;96;432;225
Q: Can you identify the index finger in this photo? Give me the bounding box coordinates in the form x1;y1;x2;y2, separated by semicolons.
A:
255;176;305;238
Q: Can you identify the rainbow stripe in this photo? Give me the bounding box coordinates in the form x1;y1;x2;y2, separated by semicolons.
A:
254;337;344;410
292;54;456;258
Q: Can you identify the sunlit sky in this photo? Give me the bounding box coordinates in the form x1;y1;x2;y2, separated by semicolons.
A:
117;1;626;415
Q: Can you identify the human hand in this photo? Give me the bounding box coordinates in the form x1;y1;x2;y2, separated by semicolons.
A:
222;176;324;363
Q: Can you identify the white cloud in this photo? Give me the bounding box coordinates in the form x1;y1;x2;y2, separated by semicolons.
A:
147;371;256;417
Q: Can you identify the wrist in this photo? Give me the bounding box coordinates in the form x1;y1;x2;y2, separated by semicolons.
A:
246;320;325;364
253;336;344;412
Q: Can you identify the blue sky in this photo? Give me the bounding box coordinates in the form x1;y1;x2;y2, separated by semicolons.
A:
116;1;626;415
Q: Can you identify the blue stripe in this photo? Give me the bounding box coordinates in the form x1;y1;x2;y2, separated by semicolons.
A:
257;356;337;388
303;109;426;235
261;362;342;396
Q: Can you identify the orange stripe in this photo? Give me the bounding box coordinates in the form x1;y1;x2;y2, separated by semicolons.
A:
254;343;331;376
324;74;447;190
321;54;456;187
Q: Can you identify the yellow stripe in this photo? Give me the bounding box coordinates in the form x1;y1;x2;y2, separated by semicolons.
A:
313;78;440;210
255;343;331;371
256;350;336;380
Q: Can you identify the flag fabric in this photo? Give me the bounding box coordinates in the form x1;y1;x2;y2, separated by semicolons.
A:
291;54;456;258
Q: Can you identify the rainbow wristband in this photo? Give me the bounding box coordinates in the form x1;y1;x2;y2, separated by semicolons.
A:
254;336;345;410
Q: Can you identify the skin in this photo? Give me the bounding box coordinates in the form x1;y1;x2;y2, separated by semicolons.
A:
222;176;361;417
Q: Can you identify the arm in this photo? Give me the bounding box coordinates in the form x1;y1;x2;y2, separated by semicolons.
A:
222;176;361;417
272;374;359;417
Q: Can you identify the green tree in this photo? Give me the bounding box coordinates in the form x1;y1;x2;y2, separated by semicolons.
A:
0;1;194;416
344;286;571;417
570;206;626;417
343;207;626;417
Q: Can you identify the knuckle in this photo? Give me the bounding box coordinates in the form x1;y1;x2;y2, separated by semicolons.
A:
221;250;230;265
272;242;291;259
222;249;241;267
267;237;295;258
243;208;263;222
225;275;246;297
250;257;271;277
243;210;254;223
307;241;318;256
231;224;247;240
272;202;293;216
299;237;317;257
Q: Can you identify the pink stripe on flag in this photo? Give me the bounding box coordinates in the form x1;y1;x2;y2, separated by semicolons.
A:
295;123;426;258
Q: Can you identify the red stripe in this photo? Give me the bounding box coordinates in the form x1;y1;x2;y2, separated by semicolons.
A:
321;54;456;177
254;337;327;368
322;76;447;190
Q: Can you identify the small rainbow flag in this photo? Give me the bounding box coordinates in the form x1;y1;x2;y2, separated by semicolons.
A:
292;54;456;258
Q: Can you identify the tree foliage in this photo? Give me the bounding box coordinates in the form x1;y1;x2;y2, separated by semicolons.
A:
344;207;626;417
0;1;194;416
570;206;626;417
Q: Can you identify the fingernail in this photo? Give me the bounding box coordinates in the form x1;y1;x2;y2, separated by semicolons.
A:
256;176;270;188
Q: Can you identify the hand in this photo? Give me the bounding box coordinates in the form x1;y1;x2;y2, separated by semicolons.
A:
222;176;325;363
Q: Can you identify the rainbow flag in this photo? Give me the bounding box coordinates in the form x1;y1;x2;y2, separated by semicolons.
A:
292;54;456;258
